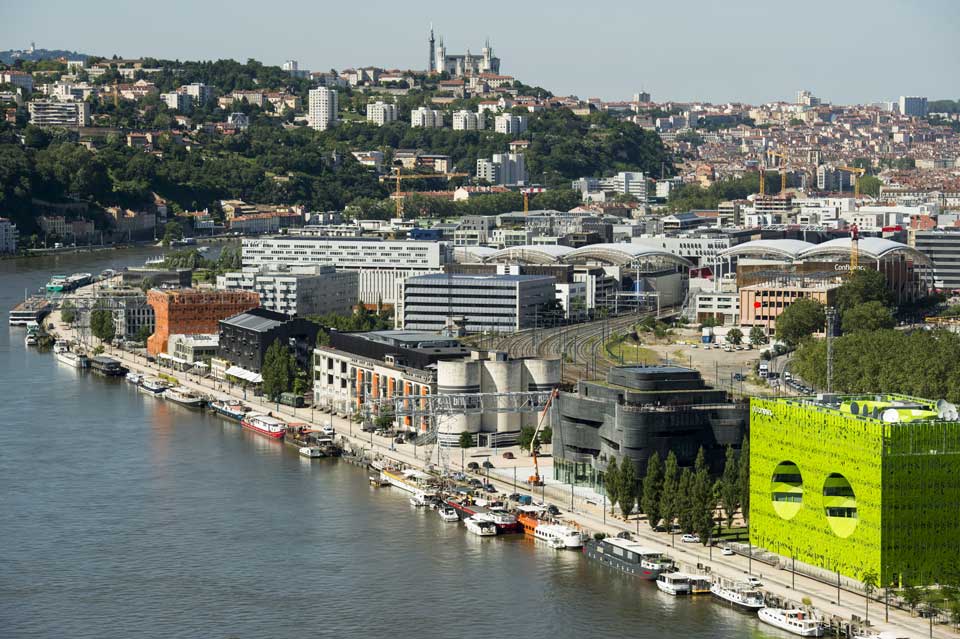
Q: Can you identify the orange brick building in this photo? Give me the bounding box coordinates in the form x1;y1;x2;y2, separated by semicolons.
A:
146;289;260;356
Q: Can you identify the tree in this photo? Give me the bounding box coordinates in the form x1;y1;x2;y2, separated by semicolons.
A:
161;221;183;246
719;445;740;528
458;430;474;449
135;325;153;344
677;467;695;533
749;326;767;346
619;458;639;519
902;583;922;615
60;300;77;324
691;447;715;544
841;301;895;334
776;298;825;348
261;339;293;401
659;451;679;532
90;308;116;342
836;269;892;314
738;436;751;525
374;405;395;431
726;328;743;345
604;458;621;515
641;451;663;529
518;426;537;451
861;569;878;623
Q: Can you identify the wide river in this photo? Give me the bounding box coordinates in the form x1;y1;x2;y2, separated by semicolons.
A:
0;247;786;638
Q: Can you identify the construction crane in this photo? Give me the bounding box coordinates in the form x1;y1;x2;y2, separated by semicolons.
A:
528;387;559;486
521;187;545;214
759;167;766;196
838;166;867;198
849;223;860;272
767;150;789;192
380;166;469;218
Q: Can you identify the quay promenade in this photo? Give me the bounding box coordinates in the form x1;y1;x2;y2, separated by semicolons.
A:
51;299;946;639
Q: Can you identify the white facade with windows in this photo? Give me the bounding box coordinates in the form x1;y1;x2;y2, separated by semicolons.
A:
452;110;484;130
28;100;90;127
397;273;556;333
217;265;358;317
366;101;397;126
494;113;527;135
161;91;192;113
308;87;338;131
476;153;526;186
410;106;444;128
0;217;17;254
242;237;450;305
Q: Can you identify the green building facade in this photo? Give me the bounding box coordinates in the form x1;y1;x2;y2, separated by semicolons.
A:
750;394;960;586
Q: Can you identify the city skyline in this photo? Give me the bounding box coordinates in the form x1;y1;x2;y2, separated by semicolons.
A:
2;0;958;104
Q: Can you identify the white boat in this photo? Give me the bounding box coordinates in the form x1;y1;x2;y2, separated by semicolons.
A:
464;514;497;537
53;340;68;354
548;537;566;549
533;523;583;549
299;446;323;458
24;334;38;346
55;349;88;369
656;572;693;596
758;608;824;637
126;371;143;384
710;579;765;610
438;507;459;522
380;467;435;495
164;386;206;408
140;377;170;395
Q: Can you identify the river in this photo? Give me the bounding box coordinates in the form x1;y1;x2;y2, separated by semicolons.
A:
0;248;785;638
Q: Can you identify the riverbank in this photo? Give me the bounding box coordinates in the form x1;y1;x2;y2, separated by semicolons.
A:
44;293;941;639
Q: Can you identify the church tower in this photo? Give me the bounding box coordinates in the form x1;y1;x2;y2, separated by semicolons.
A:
482;37;492;72
428;25;435;73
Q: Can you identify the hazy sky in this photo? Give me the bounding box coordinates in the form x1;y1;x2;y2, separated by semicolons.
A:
2;0;958;104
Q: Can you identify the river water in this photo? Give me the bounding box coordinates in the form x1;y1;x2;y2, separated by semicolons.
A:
0;248;784;638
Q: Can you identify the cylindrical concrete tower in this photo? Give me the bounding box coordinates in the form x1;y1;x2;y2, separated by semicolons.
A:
438;360;481;442
483;359;521;435
522;358;561;427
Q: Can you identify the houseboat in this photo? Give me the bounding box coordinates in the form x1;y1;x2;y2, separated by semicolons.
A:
89;356;125;376
9;297;52;326
656;572;693;596
139;377;170;395
583;536;675;580
710;578;765;610
463;514;497;537
757;608;824;637
164;386;206;409
240;413;288;440
211;400;250;421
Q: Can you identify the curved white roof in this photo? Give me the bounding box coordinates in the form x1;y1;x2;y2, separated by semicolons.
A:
483;244;574;265
453;245;497;263
562;243;693;268
798;237;931;265
717;239;815;261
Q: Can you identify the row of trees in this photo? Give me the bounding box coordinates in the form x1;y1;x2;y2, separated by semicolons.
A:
637;440;750;544
261;339;309;401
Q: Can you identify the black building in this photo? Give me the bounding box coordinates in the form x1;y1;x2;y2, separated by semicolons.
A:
553;365;747;489
219;308;319;372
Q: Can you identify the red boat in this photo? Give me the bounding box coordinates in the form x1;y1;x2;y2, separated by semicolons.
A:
240;414;287;439
445;496;520;534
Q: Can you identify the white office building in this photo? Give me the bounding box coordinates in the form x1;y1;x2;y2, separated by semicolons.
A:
494;113;527;135
452;110;484;130
898;96;928;117
308;87;339;131
411;106;444;128
217;264;358;317
242;237;450;305
366;101;398;126
181;83;214;105
397;273;556;333
476;153;526;186
28;100;90;127
161;91;192;113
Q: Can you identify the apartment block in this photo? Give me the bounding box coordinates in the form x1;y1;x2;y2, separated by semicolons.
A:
28;100;90;127
410;106;444;128
366;101;397;126
452;110;484;130
308;87;338;131
217;265;358;317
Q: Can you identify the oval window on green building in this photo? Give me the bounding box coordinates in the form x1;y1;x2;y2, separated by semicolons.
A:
823;473;858;538
771;461;803;519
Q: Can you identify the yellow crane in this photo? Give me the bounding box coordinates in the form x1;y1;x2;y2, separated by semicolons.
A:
521;187;545;214
527;387;559;486
380;167;469;218
767;150;789;192
838;166;867;198
849;223;859;272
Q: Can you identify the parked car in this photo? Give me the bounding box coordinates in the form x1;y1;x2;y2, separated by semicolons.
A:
483;483;497;493
321;425;335;436
681;534;700;543
468;478;483;488
746;577;763;588
546;504;561;516
467;462;480;471
482;460;495;469
722;547;735;556
502;451;515;459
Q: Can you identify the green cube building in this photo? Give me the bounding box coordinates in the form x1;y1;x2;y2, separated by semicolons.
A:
750;394;960;586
